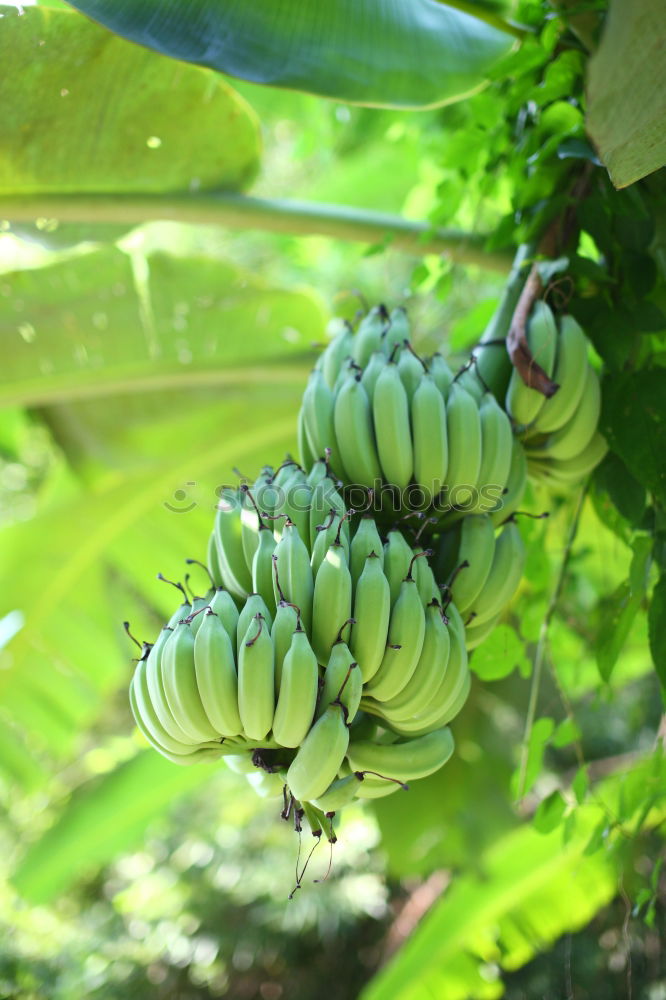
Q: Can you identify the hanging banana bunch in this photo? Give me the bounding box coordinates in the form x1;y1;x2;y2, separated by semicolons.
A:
298;305;521;526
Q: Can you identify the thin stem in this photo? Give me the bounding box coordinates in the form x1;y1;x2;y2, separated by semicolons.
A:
515;484;587;802
0;192;512;272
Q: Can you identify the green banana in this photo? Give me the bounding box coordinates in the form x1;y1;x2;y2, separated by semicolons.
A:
380;600;451;720
489;437;527;526
397;344;426;402
272;626;319;748
347;727;454;782
411;373;448;501
360;350;386;402
161;622;221;743
271;600;300;692
321;323;354;388
527;365;601;461
333;374;382;488
449;514;496;616
237;613;275;741
352;304;389;367
414;547;440;605
311;540;352;663
207;531;224;589
505;299;557;428
310;511;350;577
309;475;347;548
208;588;239;646
467;519;525;626
429;353;454;398
193;608;243;737
298;401;317;471
464;611;501;650
473;393;513;513
236;592;273;659
445;382;482;509
311;773;362;812
272;521;314;633
214;489;252;599
530;315;590;434
131;656;209;756
532;430;607;484
383;530;414;605
286;703;350;802
239;471;269;570
373;360;413;490
302;369;339;466
278;476;313;547
349;516;384;590
130;676;224;765
382;306;411;357
350;553;392;683
318;641;362;721
251;526;277;618
365;563;426;701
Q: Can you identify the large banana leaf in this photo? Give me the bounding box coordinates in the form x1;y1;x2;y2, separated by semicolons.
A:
587;0;666;188
64;1;516;109
0;6;260;194
362;754;666;1000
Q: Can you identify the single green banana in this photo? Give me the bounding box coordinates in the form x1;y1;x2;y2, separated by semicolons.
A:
473;393;513;513
193;608;243;737
464;611;501;650
382;306;411;357
365;567;426;701
349;516;384;590
272;521;314;633
207;531;224;589
161;622;221;743
347;727;454;783
397;344;426;402
352;304;389;367
333;374;382;488
414;547;440;605
272;626;319;748
505;299;558;428
239;471;270;570
528;365;601;462
214;489;252;599
309;474;347;545
237;613;275;741
530;315;590;434
251;526;277;618
208;588;240;647
449;514;496;616
383;530;415;606
489;437;527;526
429;353;455;398
321;324;354;388
350;553;392;683
187;594;210;637
411;373;448;502
310;511;350;577
312;540;353;663
236;593;273;659
467;519;525;626
302;369;339;467
372;361;414;490
360;350;386;402
318;641;362;721
380;600;451;720
533;430;607;484
286;703;350;802
311;773;362;812
298;401;317;471
271;600;300;692
445;382;482;509
279;477;313;548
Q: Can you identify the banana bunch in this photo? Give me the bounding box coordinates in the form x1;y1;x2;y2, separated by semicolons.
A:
129;565;461;815
504;303;608;485
432;515;526;650
297;305;519;524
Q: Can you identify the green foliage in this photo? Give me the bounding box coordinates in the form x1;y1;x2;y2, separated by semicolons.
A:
0;2;665;998
64;0;516;109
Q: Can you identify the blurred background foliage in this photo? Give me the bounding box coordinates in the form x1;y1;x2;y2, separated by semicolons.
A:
0;0;664;998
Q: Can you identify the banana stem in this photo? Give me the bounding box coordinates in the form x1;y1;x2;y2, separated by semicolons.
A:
515;484;587;803
0;192;512;271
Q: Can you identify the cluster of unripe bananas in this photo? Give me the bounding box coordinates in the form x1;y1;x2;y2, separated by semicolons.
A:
129;296;605;849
